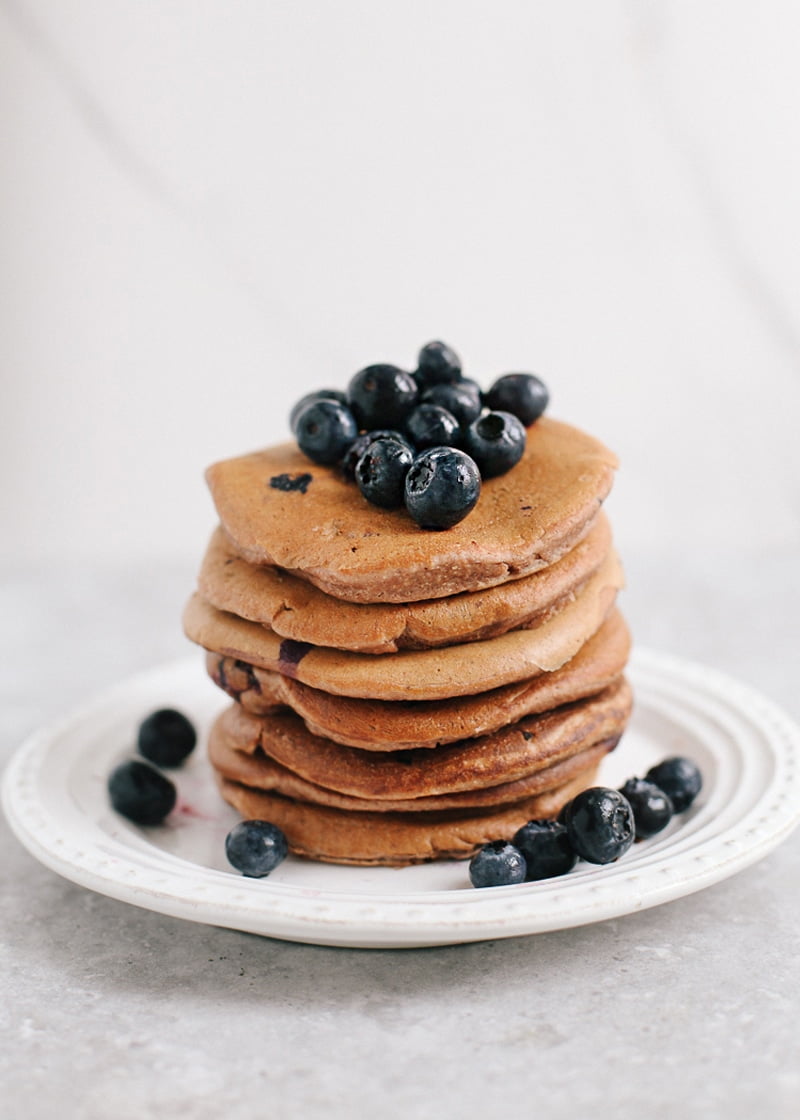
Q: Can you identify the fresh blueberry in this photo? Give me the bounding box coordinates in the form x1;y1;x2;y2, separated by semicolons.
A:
484;373;549;426
619;778;674;839
462;410;526;478
415;340;462;388
421;380;482;428
225;819;289;878
137;708;196;768
405;403;460;451
404;446;481;530
512;819;578;880
469;840;527;888
341;429;412;479
563;787;635;864
355;436;414;508
348;364;419;430
645;758;702;813
295;398;358;465
108;760;177;825
341;432;375;480
289;389;348;434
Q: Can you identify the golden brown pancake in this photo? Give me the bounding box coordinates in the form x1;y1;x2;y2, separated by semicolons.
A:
205;417;618;603
197;514;612;653
183;549;623;701
211;735;616;813
216;767;603;865
208;678;631;802
206;608;631;750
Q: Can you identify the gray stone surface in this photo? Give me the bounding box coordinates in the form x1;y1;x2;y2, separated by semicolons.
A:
2;554;799;1119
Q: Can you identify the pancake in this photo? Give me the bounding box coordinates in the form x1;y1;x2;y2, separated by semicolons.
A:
216;767;602;865
211;735;616;813
208;678;632;801
206;608;631;750
205;417;618;603
197;513;612;654
183;549;623;701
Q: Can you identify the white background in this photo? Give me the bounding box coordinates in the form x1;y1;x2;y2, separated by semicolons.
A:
3;8;800;1119
2;0;799;567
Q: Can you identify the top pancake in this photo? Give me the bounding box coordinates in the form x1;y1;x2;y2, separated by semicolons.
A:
205;417;618;603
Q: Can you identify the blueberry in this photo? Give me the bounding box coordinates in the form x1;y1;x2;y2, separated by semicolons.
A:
484;373;549;426
421;380;482;428
645;757;702;813
341;429;412;480
404;447;481;530
469;840;527;888
619;778;674;839
355;436;414;508
563;787;635;864
405;403;460;451
348;364;419;430
289;389;348;434
415;340;462;388
295;398;358;465
108;760;177;825
137;708;196;768
225;819;289;878
512;819;578;880
462;410;526;478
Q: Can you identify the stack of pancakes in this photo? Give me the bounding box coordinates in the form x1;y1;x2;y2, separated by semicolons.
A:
183;416;632;866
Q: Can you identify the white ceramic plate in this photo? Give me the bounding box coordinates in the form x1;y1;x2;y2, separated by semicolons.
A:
3;650;800;948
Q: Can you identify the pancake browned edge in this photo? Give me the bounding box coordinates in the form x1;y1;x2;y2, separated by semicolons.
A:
208;680;632;865
208;680;631;805
206;608;631;751
217;766;603;866
197;513;613;653
182;549;623;701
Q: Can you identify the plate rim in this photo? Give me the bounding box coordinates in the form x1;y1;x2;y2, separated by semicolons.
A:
3;648;800;948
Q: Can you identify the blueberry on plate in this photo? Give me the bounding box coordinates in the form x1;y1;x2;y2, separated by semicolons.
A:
225;819;289;878
137;708;196;768
341;429;412;480
512;819;577;880
469;840;527;888
355;436;414;508
108;760;177;825
619;777;674;839
421;380;482;428
645;757;702;813
289;388;348;434
462;410;526;478
404;403;460;451
415;340;462;388
483;373;549;426
562;787;635;864
294;398;358;465
348;364;419;430
404;446;481;530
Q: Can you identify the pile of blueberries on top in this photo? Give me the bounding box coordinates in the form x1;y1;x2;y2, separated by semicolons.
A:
289;341;549;530
469;757;703;888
